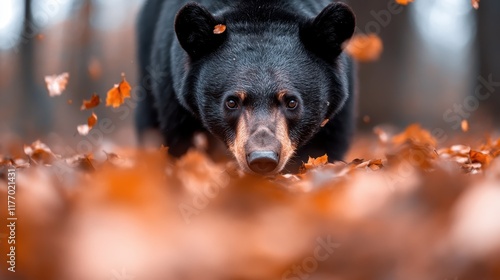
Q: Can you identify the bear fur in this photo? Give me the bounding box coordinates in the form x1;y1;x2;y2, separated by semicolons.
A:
136;0;356;174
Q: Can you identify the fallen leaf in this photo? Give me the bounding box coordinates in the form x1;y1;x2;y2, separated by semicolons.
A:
345;33;383;62
44;72;69;96
24;140;58;165
470;150;493;168
106;73;132;108
300;154;329;172
392;124;437;147
213;24;227;35
80;94;101;110
66;154;95;172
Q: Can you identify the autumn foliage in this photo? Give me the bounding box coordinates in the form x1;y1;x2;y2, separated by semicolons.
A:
1;123;500;279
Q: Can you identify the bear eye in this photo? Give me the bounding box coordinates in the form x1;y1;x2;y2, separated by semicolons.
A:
226;97;239;110
286;99;298;110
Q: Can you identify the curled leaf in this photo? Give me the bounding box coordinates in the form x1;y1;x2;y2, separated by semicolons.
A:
106;73;132;108
80;94;101;110
44;72;69;96
77;113;98;136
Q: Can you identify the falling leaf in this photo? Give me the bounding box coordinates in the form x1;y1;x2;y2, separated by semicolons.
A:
345;33;383;62
472;0;480;9
461;119;469;132
77;113;98;136
88;57;103;80
80;94;101;110
67;99;73;105
320;119;330;127
106;73;132;108
44;72;69;96
213;24;227;35
396;0;414;5
363;115;371;124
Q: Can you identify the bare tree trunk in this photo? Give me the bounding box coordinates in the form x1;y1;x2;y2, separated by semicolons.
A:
18;0;53;138
477;1;500;124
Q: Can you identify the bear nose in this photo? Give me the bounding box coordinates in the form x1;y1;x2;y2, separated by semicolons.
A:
247;151;279;174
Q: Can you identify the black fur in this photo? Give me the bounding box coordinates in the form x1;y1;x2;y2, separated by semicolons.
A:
136;0;356;172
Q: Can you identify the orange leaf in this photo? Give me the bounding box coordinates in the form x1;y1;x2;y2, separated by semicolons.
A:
472;0;480;9
392;124;437;147
80;94;101;110
461;119;469;132
44;72;69;96
396;0;414;5
77;113;98;136
470;150;493;168
106;73;132;108
213;24;226;35
301;154;329;172
24;140;58;165
345;34;383;63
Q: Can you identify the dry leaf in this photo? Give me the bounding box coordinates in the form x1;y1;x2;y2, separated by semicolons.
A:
106;73;132;108
392;124;437;147
88;57;103;80
213;24;227;35
44;72;69;96
301;154;329;172
461;119;469;132
24;140;58;165
396;0;414;5
472;0;480;9
66;154;95;172
320;119;330;127
345;34;383;62
80;94;101;110
470;150;493;168
77;113;98;136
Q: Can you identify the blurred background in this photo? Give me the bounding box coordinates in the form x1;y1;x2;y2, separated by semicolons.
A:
0;0;499;153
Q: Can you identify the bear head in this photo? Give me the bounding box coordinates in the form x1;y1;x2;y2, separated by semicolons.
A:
174;1;355;175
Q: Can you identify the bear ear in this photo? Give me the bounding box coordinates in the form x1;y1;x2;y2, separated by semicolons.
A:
300;2;356;60
175;2;227;59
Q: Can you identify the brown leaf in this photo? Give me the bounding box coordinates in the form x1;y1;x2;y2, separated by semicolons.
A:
44;72;69;96
77;113;98;136
213;24;227;35
470;150;493;168
392;124;437;147
66;154;95;172
345;34;383;62
106;73;132;108
24;140;58;165
80;94;101;110
301;154;329;172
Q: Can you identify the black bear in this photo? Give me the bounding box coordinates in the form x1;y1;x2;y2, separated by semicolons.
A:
136;0;356;174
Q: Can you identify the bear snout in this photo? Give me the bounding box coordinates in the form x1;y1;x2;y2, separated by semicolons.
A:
244;127;283;174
